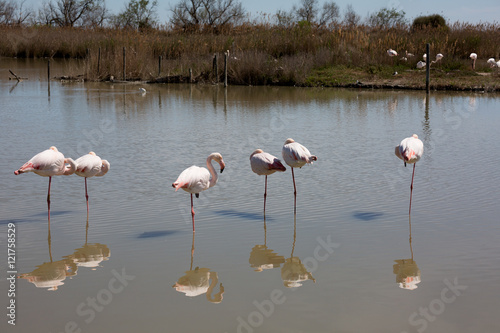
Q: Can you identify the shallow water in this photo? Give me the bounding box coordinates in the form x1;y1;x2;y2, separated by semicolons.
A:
1;59;499;333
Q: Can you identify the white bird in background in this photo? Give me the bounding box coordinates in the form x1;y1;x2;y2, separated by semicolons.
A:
470;53;477;69
423;54;427;62
282;138;317;213
139;88;146;93
75;152;110;214
387;49;398;57
487;58;500;68
172;153;225;231
416;61;426;69
14;146;76;222
250;149;286;215
431;53;444;65
395;134;424;215
405;51;414;58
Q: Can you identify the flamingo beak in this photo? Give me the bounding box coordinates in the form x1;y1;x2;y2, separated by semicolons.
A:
220;161;226;173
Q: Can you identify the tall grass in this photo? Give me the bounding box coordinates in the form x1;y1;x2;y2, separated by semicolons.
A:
1;22;499;85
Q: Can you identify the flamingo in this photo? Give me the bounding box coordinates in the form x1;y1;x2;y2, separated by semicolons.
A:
387;49;398;57
470;53;477;69
282;139;317;213
416;61;426;69
75;152;110;214
14;146;76;222
487;58;500;68
395;134;424;215
250;149;286;215
172;153;225;231
431;53;444;65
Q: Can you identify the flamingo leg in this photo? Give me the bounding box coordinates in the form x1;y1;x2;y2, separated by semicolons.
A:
264;175;268;216
409;163;416;215
85;177;89;215
47;176;52;225
191;193;195;232
292;168;297;213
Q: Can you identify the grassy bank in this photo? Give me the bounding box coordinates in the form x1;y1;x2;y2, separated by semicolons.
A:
1;23;499;90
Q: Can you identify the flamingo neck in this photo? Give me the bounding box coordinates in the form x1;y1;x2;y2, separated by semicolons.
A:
63;158;77;175
206;155;218;188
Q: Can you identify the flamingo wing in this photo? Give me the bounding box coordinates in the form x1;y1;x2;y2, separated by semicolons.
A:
75;153;102;178
282;142;315;168
16;148;65;177
173;166;211;194
250;152;286;176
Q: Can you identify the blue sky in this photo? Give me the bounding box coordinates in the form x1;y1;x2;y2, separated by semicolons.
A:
22;0;500;24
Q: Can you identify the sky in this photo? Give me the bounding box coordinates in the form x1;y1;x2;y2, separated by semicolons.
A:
20;0;500;25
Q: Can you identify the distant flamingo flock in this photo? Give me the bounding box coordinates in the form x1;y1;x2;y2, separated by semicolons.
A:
15;135;423;232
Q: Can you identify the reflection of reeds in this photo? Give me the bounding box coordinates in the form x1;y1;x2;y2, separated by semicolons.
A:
1;22;498;84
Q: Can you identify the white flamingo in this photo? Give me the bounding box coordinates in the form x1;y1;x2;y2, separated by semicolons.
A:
14;147;76;222
172;153;225;231
282;138;317;213
75;152;110;214
250;149;286;215
470;53;477;69
395;135;424;215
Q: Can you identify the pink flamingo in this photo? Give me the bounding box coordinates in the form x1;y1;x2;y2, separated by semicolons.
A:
395;134;424;214
250;149;286;215
282;138;317;212
172;153;225;232
75;152;110;214
14;146;76;222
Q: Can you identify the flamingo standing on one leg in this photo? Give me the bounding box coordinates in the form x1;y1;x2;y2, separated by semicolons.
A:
250;149;286;215
395;134;424;215
14;146;76;223
75;152;110;215
470;53;477;70
172;153;225;232
282;139;317;213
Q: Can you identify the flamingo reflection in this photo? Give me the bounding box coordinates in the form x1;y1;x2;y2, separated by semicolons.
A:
281;215;316;288
249;217;285;271
393;216;421;290
173;233;224;303
64;217;110;270
18;230;77;291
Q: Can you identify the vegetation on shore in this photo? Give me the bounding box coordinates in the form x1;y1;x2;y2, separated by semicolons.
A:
1;2;499;91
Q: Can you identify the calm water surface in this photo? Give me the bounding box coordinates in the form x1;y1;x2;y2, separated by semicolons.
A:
1;59;499;333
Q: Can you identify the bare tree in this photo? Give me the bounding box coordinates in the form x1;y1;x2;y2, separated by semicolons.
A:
296;0;317;23
170;0;245;31
0;0;16;24
275;9;295;28
0;0;32;25
294;0;339;27
343;4;360;27
112;0;158;30
47;0;97;27
81;0;108;27
318;2;339;26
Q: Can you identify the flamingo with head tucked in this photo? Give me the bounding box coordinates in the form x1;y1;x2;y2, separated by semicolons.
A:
14;146;76;222
172;153;225;231
470;53;477;69
395;135;424;215
282;139;317;212
250;149;286;215
75;152;110;214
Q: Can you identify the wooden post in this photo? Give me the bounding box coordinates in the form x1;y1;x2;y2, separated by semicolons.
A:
47;59;50;81
426;43;430;93
97;47;101;75
189;68;192;83
123;47;126;81
158;55;162;77
213;54;218;83
224;52;228;87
